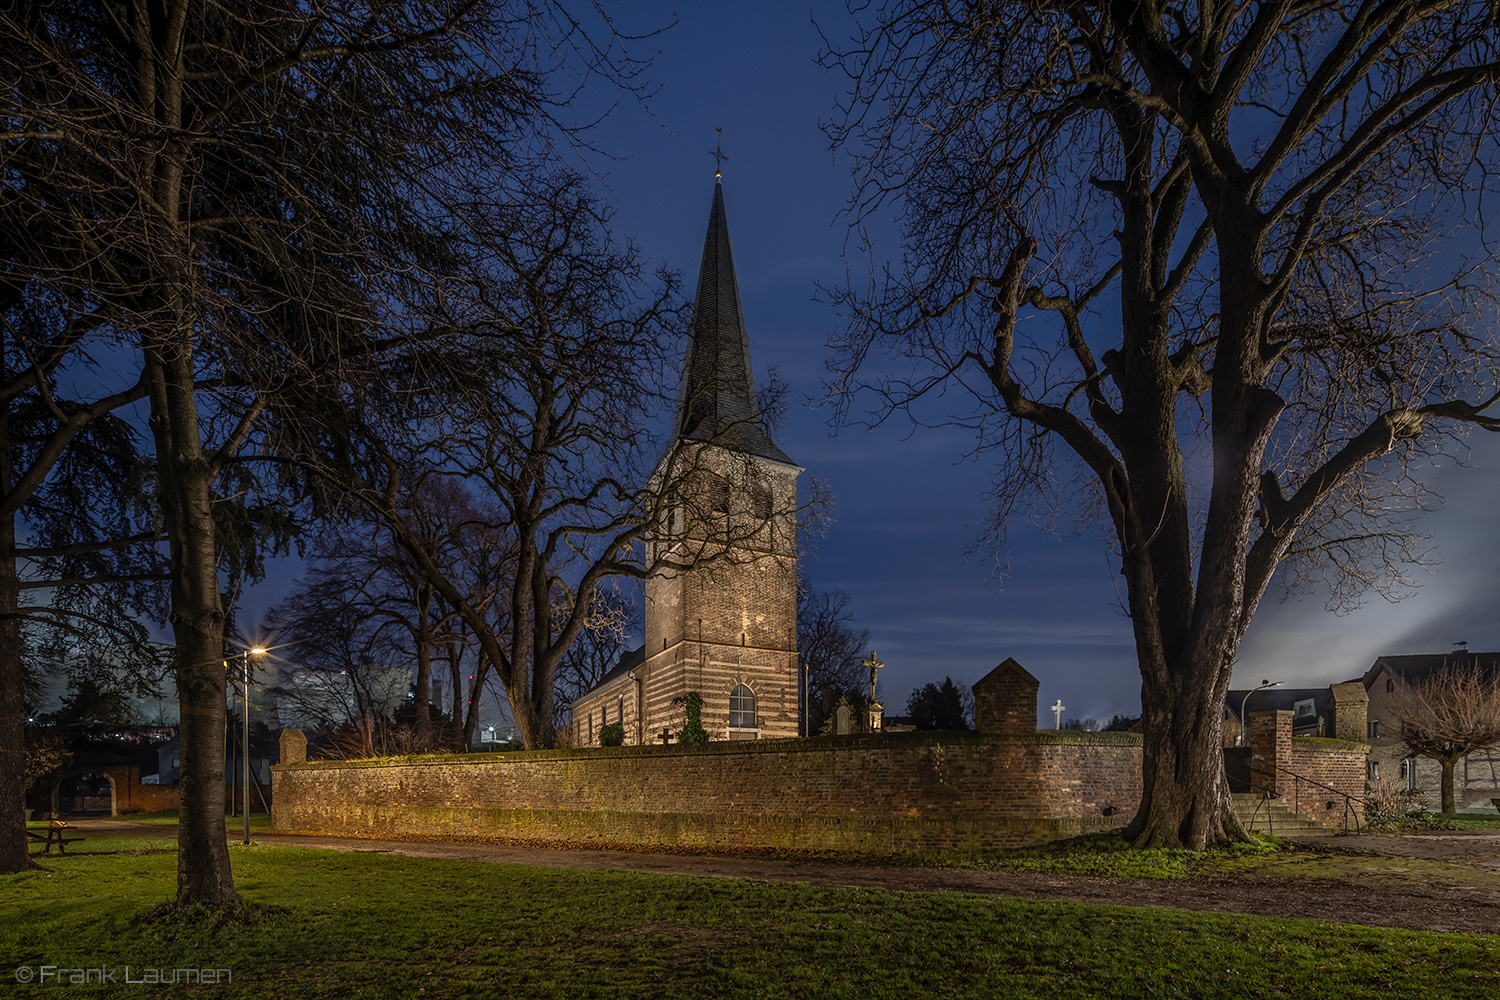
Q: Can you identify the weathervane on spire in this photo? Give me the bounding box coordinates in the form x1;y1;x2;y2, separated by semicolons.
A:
710;126;729;179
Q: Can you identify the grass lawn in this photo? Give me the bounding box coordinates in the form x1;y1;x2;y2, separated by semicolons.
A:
3;829;1497;999
105;810;275;833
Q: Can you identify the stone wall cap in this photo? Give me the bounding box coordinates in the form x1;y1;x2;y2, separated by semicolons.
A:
1328;682;1369;704
267;727;1147;772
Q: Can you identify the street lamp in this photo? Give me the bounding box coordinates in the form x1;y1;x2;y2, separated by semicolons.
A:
242;647;267;845
1239;679;1282;747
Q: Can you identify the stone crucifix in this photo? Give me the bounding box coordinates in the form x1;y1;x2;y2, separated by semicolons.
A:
862;650;884;702
1051;699;1067;729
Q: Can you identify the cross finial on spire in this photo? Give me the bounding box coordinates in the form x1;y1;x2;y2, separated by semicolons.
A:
710;126;728;179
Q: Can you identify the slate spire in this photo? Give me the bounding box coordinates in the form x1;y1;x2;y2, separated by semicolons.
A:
670;178;792;464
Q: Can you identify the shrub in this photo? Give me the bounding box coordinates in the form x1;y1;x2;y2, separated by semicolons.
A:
1365;804;1458;832
599;722;625;747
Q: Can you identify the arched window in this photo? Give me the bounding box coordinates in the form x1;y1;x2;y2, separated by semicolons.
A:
729;684;756;729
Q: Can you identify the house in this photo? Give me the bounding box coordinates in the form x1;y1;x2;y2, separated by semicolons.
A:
1223;687;1333;746
569;172;801;745
1361;649;1500;810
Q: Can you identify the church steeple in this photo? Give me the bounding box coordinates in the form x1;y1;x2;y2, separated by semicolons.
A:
670;178;792;465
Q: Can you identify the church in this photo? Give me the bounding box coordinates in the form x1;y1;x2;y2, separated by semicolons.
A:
569;173;801;745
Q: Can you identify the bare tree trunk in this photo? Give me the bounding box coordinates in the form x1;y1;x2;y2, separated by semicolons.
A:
414;584;433;748
1440;758;1457;815
1126;652;1245;848
146;340;237;905
0;399;27;871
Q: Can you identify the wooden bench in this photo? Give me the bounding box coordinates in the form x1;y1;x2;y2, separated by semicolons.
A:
27;823;84;855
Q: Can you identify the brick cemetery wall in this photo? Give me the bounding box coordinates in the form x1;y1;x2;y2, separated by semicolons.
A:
272;729;1144;852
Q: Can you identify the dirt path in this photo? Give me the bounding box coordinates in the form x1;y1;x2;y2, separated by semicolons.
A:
68;820;1500;936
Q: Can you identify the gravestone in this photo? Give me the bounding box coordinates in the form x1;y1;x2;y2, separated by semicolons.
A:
835;699;852;736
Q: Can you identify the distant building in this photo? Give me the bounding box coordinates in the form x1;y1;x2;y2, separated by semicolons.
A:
570;175;801;745
1362;650;1500;810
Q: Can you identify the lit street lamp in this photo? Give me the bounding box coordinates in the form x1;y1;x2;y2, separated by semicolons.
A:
1239;679;1282;747
242;647;266;845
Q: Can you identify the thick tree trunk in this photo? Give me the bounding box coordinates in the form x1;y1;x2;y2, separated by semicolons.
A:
0;332;31;872
1125;647;1247;849
1440;758;1457;815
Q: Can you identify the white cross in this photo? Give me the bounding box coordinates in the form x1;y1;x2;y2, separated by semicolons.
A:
1051;699;1066;729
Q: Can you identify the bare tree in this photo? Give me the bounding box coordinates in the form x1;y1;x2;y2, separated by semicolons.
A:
554;588;638;729
268;476;507;748
0;320;166;872
283;172;715;750
821;2;1500;847
1392;663;1500;814
797;578;869;737
4;0;654;902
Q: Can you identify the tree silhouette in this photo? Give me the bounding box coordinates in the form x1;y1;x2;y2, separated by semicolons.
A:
822;0;1500;847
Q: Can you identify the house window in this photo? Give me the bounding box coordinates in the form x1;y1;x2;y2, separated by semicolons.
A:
617;696;625;726
1293;699;1315;718
1369;761;1380;780
589;713;594;745
729;683;756;728
1386;678;1395;693
1404;759;1417;791
1368;719;1379;739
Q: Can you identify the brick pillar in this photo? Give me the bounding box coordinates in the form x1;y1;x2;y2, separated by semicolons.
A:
1328;682;1369;743
280;728;308;765
1249;710;1292;795
972;657;1039;736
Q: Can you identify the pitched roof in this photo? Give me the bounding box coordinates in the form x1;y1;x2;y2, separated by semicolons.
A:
669;179;792;465
1365;651;1500;687
578;645;646;700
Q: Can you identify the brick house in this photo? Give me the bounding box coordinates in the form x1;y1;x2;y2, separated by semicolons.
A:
569;175;801;746
1361;649;1500;810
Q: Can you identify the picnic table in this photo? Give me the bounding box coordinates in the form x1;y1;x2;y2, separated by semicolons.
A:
27;821;84;855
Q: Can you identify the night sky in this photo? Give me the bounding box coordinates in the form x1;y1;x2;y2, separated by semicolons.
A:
236;3;1500;727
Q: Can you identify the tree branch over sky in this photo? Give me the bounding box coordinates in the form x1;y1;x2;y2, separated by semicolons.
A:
821;0;1500;848
276;170;827;750
2;0;657;901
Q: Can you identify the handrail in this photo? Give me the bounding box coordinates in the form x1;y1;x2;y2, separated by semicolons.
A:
1251;762;1366;836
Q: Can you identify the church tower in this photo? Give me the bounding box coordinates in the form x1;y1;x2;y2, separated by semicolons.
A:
570;174;801;745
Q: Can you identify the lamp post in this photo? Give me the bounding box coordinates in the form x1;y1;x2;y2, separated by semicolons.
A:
242;647;266;845
1239;679;1282;748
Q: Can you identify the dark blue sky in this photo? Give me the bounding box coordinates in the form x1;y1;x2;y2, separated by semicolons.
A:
239;3;1500;726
